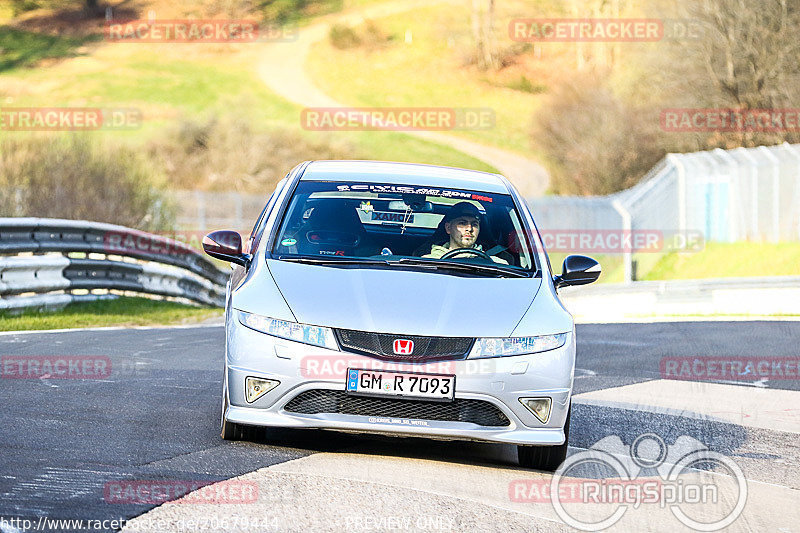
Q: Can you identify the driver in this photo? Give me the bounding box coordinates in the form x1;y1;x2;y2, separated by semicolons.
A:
422;202;508;264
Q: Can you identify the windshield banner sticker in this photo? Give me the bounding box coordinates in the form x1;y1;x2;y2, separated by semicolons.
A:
336;183;492;202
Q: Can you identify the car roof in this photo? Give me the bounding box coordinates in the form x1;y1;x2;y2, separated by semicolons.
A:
299;160;510;194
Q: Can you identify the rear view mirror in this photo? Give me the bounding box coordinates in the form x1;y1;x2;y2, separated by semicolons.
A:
554;255;601;288
203;230;249;266
388;199;433;212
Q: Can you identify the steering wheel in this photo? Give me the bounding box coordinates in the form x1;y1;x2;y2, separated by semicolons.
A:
440;247;493;261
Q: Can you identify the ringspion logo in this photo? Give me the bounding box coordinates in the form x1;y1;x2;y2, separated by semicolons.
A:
528;433;747;531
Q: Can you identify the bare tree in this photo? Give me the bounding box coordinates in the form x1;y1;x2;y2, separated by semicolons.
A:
663;0;800;146
471;0;497;70
532;75;667;195
684;0;800;109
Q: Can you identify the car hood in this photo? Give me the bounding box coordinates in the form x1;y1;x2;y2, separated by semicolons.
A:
266;259;540;338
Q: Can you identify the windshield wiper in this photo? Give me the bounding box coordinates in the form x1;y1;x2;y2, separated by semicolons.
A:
276;256;390;266
276;255;530;278
393;258;529;278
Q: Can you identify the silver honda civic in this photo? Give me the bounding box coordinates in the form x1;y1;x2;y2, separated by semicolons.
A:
203;160;600;471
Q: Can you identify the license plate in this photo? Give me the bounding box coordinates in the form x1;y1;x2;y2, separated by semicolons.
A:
346;368;455;401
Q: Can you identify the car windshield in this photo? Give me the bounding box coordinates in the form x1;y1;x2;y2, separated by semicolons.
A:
271;181;536;273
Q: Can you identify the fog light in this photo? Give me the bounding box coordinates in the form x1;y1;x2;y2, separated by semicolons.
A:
245;377;279;403
519;397;551;423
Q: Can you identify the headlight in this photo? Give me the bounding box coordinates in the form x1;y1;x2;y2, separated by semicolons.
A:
237;310;339;350
468;333;568;358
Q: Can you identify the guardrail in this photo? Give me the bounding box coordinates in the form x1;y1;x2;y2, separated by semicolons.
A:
0;218;228;311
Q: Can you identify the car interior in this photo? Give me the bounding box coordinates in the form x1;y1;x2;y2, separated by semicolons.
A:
276;196;523;266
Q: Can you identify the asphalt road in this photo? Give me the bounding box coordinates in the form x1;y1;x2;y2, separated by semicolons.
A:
1;322;798;532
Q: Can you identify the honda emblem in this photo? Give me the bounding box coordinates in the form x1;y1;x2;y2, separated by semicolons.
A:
393;339;414;355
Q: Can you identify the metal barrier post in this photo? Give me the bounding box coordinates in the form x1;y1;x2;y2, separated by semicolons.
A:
612;199;632;284
757;146;781;242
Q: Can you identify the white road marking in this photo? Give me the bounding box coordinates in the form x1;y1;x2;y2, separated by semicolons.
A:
122;447;800;532
574;379;800;433
574;315;800;324
714;378;769;388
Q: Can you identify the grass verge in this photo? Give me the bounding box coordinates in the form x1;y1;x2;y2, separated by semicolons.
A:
547;242;800;283
643;242;800;280
0;296;221;331
0;31;495;173
0;25;98;71
306;3;545;156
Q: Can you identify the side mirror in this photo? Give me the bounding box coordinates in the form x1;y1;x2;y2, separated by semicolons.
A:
553;255;601;289
202;230;250;267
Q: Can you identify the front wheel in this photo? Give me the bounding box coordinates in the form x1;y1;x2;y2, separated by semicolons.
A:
517;404;571;471
220;393;249;440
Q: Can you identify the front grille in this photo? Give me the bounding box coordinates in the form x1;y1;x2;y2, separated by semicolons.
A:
284;390;510;427
334;329;474;362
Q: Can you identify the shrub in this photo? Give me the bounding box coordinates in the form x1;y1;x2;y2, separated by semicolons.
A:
9;0;41;16
329;20;392;51
505;75;546;94
0;134;175;230
329;22;360;49
150;113;362;194
259;0;342;23
360;19;392;50
532;76;668;196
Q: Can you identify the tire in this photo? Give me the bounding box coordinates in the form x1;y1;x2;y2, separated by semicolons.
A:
517;404;571;472
220;393;248;440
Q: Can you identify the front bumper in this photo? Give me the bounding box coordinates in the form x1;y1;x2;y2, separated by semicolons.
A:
224;320;575;446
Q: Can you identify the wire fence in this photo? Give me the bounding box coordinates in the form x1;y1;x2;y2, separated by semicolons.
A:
173;190;268;235
528;143;800;281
